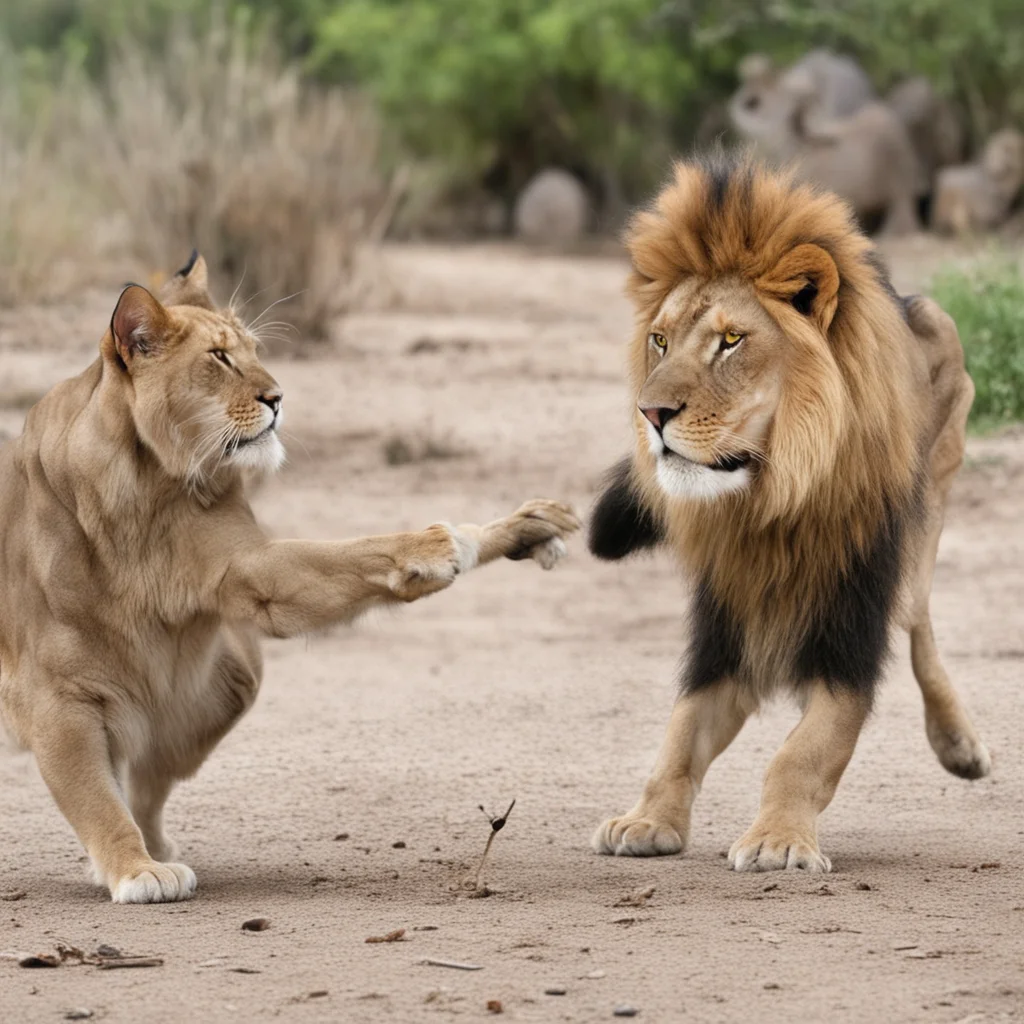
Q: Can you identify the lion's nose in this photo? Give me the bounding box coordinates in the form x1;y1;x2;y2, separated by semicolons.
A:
640;404;684;432
257;389;282;417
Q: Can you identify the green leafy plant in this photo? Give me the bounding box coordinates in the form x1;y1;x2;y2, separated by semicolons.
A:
931;258;1024;431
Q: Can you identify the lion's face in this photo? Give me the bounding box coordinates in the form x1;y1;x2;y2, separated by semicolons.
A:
104;261;285;485
637;276;786;501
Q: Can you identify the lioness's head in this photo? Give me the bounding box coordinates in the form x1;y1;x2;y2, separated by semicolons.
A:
627;158;916;521
101;252;285;484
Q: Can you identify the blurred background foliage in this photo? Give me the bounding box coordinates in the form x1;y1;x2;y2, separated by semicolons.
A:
6;0;1024;211
2;0;1023;389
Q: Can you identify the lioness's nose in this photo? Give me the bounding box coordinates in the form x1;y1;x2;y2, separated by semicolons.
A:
258;389;283;416
640;404;684;432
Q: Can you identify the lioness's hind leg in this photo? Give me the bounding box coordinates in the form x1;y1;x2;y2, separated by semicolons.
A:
909;508;991;780
593;681;749;857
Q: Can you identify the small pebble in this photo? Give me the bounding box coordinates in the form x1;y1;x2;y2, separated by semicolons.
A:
584;969;606;980
308;990;328;999
65;1012;93;1021
545;986;567;996
241;918;270;932
854;881;872;891
333;833;349;841
613;1006;639;1018
486;999;503;1014
763;982;781;990
392;841;407;849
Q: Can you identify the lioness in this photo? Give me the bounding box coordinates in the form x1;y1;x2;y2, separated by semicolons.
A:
590;158;990;872
0;253;579;903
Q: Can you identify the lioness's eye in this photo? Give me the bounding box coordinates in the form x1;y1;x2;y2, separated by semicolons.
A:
211;349;232;367
649;332;667;351
720;330;744;349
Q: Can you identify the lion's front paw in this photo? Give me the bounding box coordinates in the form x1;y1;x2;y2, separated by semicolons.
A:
728;821;830;873
592;814;685;857
110;861;197;903
499;499;580;568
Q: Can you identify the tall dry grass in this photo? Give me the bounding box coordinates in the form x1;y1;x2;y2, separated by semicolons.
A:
0;51;98;305
1;18;394;339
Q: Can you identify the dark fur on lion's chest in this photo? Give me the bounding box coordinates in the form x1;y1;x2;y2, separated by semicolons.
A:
684;502;905;698
589;458;921;699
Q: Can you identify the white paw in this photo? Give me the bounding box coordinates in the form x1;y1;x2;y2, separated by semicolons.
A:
111;862;197;903
592;815;684;857
438;523;479;574
728;827;831;873
530;536;567;570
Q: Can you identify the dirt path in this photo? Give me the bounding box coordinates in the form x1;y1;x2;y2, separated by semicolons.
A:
1;240;1022;1023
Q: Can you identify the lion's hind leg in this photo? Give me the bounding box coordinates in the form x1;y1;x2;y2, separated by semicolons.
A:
904;296;990;780
908;506;991;780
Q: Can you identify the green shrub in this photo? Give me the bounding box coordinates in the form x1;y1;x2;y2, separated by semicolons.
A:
931;259;1024;431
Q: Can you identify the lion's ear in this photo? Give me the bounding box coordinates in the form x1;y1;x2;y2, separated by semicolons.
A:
158;249;215;310
757;244;840;331
108;284;171;368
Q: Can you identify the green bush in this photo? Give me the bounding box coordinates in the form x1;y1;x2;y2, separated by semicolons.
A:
931;259;1024;431
4;0;1024;227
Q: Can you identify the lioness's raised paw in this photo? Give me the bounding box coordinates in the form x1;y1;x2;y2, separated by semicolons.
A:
728;822;831;873
388;523;475;601
489;499;580;567
111;861;197;903
592;814;684;857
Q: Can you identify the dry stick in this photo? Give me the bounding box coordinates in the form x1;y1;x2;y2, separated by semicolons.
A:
95;957;164;970
420;958;483;971
471;798;516;890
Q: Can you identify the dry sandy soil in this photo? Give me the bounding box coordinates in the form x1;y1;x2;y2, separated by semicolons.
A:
1;238;1022;1023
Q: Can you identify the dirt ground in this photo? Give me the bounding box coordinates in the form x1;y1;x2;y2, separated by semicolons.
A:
1;238;1022;1023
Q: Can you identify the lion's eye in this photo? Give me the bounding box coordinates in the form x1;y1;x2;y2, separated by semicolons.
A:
211;349;232;367
721;330;744;349
649;332;667;351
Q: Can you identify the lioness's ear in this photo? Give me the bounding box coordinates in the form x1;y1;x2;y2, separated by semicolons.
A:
109;284;171;367
757;243;840;331
158;248;215;310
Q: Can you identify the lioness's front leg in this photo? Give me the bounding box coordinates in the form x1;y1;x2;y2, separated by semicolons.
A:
729;683;870;873
219;500;579;637
593;681;749;856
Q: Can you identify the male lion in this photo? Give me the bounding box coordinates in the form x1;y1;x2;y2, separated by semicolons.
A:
589;158;990;872
0;253;579;903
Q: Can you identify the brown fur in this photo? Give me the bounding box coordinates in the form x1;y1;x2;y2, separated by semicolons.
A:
0;255;580;903
592;159;989;871
626;159;922;678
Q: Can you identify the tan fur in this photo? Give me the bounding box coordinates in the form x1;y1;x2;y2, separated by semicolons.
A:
0;256;580;903
593;160;989;871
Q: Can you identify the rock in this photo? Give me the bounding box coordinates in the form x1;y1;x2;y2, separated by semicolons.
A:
64;1011;93;1021
241;918;270;932
513;170;589;244
613;1006;639;1017
544;986;568;996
